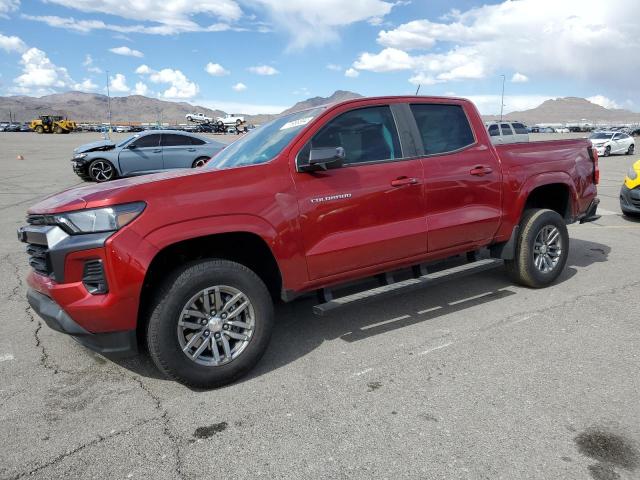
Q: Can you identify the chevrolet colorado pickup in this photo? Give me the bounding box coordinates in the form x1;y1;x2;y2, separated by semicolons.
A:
18;96;600;388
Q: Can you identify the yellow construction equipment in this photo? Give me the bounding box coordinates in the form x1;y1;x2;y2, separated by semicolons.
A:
29;115;76;134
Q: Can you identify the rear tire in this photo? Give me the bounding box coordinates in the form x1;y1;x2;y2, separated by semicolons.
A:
627;144;635;155
504;209;569;288
146;259;274;388
192;156;209;168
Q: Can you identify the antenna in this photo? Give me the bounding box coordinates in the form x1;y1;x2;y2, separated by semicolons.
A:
415;84;421;96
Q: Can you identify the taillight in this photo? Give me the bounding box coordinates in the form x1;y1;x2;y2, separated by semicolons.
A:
589;146;599;185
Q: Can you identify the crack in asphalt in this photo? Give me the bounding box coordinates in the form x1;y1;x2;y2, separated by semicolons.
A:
127;374;186;480
1;253;23;302
6;416;163;480
26;305;66;375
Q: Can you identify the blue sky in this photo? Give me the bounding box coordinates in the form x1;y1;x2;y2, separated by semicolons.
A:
0;0;637;114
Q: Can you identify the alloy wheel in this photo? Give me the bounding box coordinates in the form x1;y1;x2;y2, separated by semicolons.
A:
177;285;255;366
532;225;562;273
90;161;114;182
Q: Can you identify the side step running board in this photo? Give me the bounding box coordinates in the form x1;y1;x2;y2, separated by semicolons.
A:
313;258;503;316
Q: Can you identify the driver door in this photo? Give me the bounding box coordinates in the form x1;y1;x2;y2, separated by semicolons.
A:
118;133;163;175
292;104;426;280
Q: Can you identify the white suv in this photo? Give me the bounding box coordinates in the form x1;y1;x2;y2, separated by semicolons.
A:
486;121;529;144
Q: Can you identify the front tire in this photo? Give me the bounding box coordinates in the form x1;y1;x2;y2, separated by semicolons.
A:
88;159;117;182
627;144;635;155
35;125;44;134
504;209;569;288
146;259;274;388
604;146;611;157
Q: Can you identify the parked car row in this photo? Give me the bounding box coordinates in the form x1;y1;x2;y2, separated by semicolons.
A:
0;122;32;132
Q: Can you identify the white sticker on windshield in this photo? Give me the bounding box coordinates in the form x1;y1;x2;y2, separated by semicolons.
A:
280;117;313;130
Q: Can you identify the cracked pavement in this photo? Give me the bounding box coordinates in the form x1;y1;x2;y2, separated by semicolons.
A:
1;132;639;479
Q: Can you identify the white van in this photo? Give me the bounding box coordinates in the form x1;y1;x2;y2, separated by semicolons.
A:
485;121;530;144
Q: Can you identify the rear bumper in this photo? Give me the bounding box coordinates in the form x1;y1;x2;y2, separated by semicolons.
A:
620;185;640;214
27;288;137;357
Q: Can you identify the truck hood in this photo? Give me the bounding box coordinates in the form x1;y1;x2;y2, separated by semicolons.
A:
28;168;203;214
73;139;116;154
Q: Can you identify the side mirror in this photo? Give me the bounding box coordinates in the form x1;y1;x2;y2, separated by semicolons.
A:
301;147;345;172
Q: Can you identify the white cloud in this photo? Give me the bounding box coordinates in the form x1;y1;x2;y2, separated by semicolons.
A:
353;48;413;72
13;47;75;94
109;73;129;93
201;99;288;115
109;46;144;57
0;0;19;18
82;54;93;66
345;68;359;78
292;87;311;96
357;0;640;91
33;0;241;34
133;81;149;96
135;64;152;75
88;66;103;74
232;82;247;92
0;32;26;53
326;63;342;71
136;66;198;99
511;72;529;83
74;78;98;91
251;0;395;50
587;95;619;110
205;62;230;76
247;64;279;75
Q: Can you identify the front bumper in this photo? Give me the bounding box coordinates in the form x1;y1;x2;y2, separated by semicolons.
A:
71;159;91;180
27;288;137;356
620;184;640;214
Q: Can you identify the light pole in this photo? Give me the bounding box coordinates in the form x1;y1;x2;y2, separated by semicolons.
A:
499;74;505;122
106;70;113;135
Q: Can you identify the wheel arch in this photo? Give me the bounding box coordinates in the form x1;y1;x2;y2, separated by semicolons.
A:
516;173;577;223
138;229;283;338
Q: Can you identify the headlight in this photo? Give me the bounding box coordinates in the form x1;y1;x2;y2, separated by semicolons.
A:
628;166;638;181
53;202;145;234
73;153;88;160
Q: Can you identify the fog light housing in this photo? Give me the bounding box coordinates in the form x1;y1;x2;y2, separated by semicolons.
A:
82;259;108;294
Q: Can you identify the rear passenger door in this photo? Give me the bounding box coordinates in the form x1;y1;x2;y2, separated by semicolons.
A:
162;133;197;169
292;104;426;280
409;103;502;252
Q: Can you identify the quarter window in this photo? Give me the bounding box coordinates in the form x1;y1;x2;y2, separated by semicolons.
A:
298;106;402;166
500;124;514;136
512;123;528;134
410;104;475;155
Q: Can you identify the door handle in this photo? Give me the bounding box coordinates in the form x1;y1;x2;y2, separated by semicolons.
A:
187;148;196;152
152;149;162;153
469;165;493;176
391;177;420;187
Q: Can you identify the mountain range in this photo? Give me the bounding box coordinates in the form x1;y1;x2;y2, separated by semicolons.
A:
1;91;638;126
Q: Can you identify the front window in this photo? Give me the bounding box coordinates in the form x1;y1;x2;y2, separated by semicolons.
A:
117;135;137;148
207;107;325;169
589;133;614;140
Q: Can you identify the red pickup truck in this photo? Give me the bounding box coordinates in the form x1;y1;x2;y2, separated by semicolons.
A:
19;96;600;387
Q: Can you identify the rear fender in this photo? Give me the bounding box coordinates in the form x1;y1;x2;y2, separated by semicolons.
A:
513;172;578;223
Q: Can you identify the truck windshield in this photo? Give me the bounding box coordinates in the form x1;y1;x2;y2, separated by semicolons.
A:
207;107;325;169
589;133;614;140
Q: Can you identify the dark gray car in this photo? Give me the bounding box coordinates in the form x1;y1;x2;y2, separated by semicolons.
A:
71;130;225;182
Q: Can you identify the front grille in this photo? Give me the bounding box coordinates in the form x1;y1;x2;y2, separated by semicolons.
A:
25;243;51;276
82;259;108;294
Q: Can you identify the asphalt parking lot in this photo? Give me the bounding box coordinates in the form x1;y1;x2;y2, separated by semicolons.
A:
1;132;639;480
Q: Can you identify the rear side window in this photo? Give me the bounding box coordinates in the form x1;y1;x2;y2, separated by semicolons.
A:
300;106;402;165
410;104;475;155
512;123;528;134
500;124;514;135
189;136;206;145
162;134;191;147
488;124;500;137
131;134;161;148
